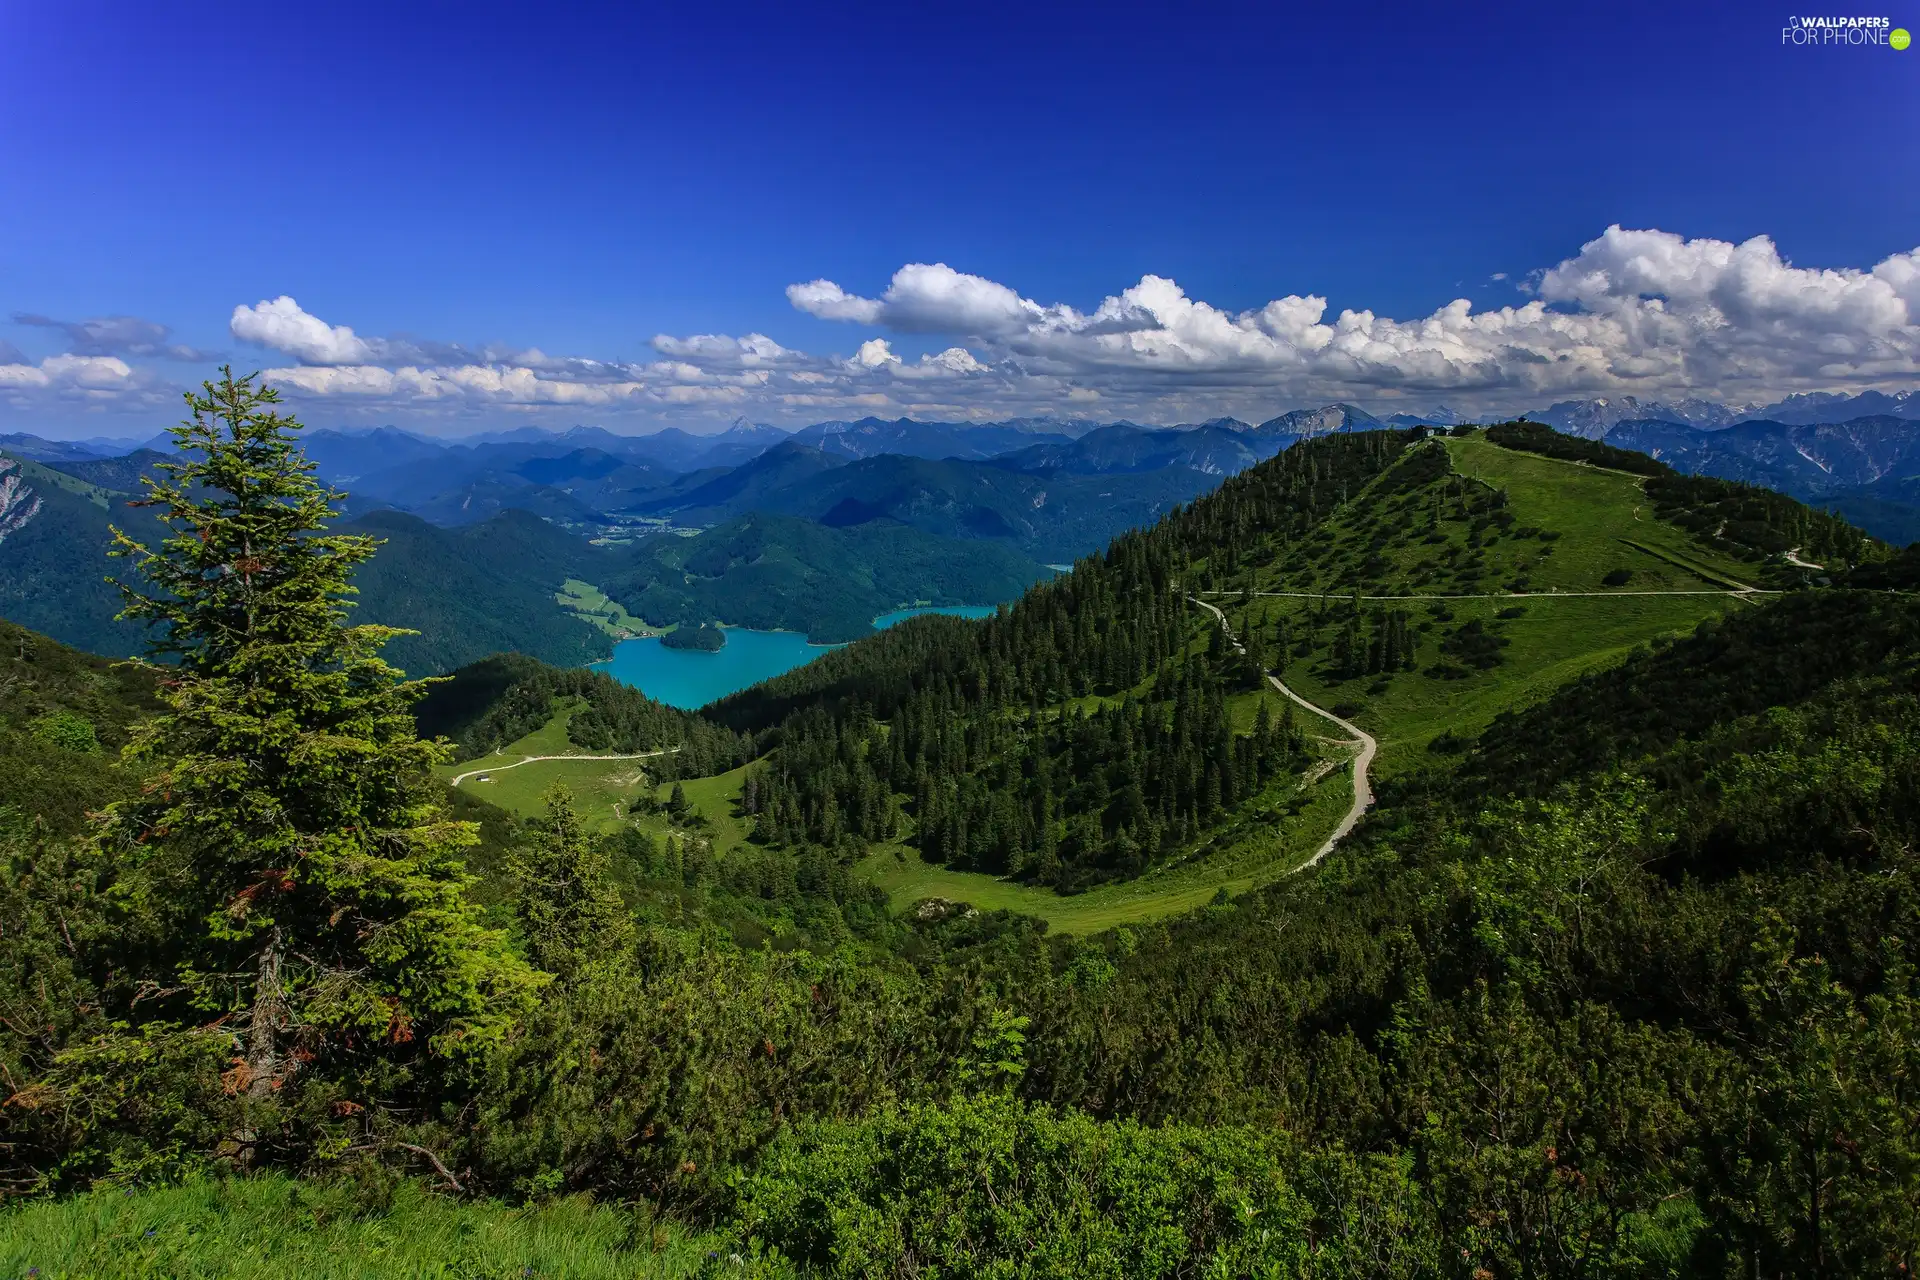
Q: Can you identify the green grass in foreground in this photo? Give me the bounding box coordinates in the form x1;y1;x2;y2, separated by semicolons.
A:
0;1176;776;1279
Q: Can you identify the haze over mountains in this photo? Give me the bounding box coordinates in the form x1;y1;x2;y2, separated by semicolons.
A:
10;387;1920;677
3;403;1396;555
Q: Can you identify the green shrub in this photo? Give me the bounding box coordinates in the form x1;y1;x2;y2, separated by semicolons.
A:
733;1095;1336;1278
28;710;99;754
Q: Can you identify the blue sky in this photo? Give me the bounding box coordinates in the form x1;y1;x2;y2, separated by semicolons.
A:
2;0;1916;435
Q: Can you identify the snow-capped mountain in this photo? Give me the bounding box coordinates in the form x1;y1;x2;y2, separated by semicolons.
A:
1252;403;1384;439
1382;406;1470;427
1529;397;1742;437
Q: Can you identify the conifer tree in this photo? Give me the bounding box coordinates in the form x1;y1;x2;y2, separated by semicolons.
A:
510;785;633;981
102;370;540;1121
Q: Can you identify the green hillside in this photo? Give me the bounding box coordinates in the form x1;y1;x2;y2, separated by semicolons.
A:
654;448;1219;563
0;455;1040;672
1207;432;1760;770
0;451;617;672
11;387;1920;1275
414;650;748;770
0;616;158;835
676;426;1877;926
341;508;616;674
0;453;159;657
599;510;1047;642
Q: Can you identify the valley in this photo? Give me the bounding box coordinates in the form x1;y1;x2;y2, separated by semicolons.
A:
418;423;1844;933
7;386;1920;1274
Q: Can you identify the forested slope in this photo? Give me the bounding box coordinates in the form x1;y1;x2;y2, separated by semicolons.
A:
415;650;749;776
701;426;1881;904
705;430;1407;892
599;510;1047;643
997;586;1920;1273
0;616;158;834
8;387;1920;1276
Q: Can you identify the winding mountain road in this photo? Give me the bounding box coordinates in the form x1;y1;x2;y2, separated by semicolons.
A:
450;747;679;787
1188;595;1376;868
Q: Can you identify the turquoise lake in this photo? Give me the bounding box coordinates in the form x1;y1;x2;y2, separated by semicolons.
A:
592;605;997;710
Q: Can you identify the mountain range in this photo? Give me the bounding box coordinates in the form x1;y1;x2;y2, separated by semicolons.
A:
14;389;1920;666
3;406;1393;561
1524;389;1920;437
0;403;1403;670
0;451;1048;667
1603;414;1920;544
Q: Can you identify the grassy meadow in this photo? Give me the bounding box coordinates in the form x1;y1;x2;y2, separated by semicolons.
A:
0;1177;771;1279
556;578;656;639
436;699;674;832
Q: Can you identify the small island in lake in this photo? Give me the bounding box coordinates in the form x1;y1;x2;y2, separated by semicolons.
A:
659;622;726;652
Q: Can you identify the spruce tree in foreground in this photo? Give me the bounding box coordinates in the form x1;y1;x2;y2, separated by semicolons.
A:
101;370;541;1151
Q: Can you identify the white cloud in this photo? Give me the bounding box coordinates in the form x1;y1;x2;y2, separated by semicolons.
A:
854;338;898;368
784;279;882;323
211;227;1920;425
649;332;803;369
785;228;1920;407
0;353;137;391
0;352;170;417
231;296;378;365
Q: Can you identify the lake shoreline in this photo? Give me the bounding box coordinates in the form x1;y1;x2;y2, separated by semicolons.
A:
592;604;998;709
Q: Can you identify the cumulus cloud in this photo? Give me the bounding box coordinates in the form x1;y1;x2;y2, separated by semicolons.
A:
0;352;173;417
261;363;659;406
854;338;899;368
230;295;573;372
786;228;1920;407
784;279;883;324
218;227;1920;425
0;353;136;388
225;291;1011;422
231;296;379;365
649;332;804;369
14;312;216;361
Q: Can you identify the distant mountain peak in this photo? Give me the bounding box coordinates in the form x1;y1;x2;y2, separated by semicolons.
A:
1528;396;1740;437
0;457;45;545
1383;405;1469;428
1171;416;1254;432
1254;403;1384;437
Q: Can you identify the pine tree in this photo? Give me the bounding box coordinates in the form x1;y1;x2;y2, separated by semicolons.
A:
101;370;540;1126
510;785;633;981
